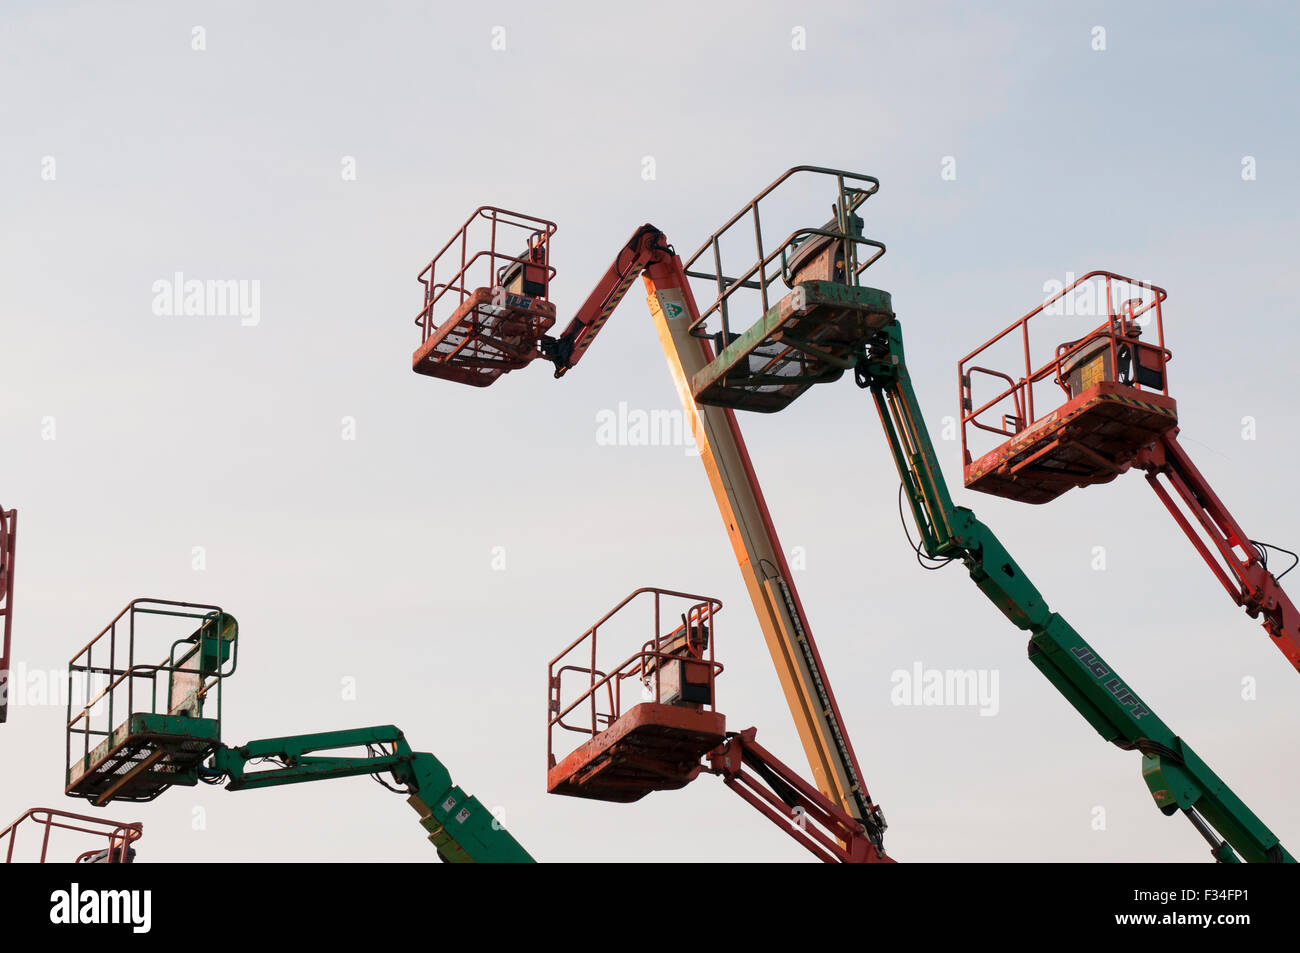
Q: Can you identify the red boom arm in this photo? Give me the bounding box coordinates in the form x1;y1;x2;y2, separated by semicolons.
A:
707;728;891;863
541;225;673;377
536;225;891;862
1137;430;1300;671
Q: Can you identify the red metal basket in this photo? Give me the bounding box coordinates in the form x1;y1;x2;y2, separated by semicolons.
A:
547;588;724;803
412;207;557;387
958;271;1176;504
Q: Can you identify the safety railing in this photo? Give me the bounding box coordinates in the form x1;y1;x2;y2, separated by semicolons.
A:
682;166;886;341
958;271;1170;464
66;599;237;787
547;588;722;767
414;206;557;344
2;808;142;863
0;506;14;724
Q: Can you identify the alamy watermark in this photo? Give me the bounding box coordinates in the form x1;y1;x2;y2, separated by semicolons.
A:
596;402;699;456
1041;271;1155;322
1;663;109;710
890;662;1000;716
152;272;260;326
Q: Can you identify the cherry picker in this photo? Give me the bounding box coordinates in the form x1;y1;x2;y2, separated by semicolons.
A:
959;273;1300;674
63;599;533;862
411;166;1291;862
414;183;892;862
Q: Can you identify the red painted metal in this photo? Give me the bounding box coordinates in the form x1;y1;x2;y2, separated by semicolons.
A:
503;216;891;846
547;588;724;803
964;382;1178;504
412;207;558;386
707;728;893;863
549;703;726;803
2;808;141;863
0;506;14;724
958;271;1174;503
543;224;672;377
961;272;1300;674
415;203;894;853
1137;433;1300;672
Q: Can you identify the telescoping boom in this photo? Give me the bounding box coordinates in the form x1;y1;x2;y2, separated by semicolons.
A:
408;167;1291;862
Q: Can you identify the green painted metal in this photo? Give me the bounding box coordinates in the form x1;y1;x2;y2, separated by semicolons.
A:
126;712;221;743
66;603;531;861
856;320;1292;862
64;712;220;801
692;282;894;412
65;602;237;804
693;282;894;391
209;725;534;863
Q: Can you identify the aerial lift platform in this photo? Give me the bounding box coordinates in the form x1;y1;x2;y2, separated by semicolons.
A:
547;587;887;862
65;599;533;862
2;808;141;863
548;588;725;803
411;166;1290;862
412;206;557;387
0;504;15;724
959;274;1300;673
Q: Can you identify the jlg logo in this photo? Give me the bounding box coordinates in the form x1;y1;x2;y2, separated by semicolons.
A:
1070;647;1151;719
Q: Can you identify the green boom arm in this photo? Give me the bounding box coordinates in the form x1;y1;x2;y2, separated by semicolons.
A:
857;320;1290;863
207;725;534;863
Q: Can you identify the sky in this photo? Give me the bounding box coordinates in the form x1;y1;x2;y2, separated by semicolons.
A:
1;0;1298;862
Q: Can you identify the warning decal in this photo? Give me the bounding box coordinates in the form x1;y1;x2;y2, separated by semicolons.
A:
655;288;689;321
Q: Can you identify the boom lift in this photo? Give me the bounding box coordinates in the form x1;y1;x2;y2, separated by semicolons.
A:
0;504;15;724
412;166;1291;862
548;588;726;804
412;207;557;387
64;599;533;862
547;587;882;862
959;273;1300;673
2;808;141;863
416;186;892;862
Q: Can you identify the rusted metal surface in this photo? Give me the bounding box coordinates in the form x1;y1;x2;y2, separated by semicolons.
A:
412;287;556;385
548;703;726;803
682;166;885;341
411;207;558;386
964;382;1178;504
680;167;890;414
961;270;1300;678
958;271;1174;503
691;281;894;413
65;599;236;804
